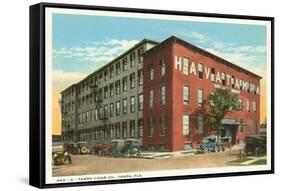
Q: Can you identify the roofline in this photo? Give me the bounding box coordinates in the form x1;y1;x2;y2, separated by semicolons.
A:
145;35;262;80
60;38;159;94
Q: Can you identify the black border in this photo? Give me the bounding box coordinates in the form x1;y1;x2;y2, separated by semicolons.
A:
29;2;274;189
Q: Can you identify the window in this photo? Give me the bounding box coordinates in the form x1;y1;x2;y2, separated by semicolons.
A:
138;94;143;111
130;73;135;89
104;105;108;119
99;73;103;84
183;114;189;135
104;86;108;99
94;108;98;121
148;64;154;80
122;57;127;71
149;90;153;108
130;96;135;113
122;76;127;92
110;124;114;139
239;119;243;133
115;80;121;94
115;123;120;138
147;117;154;137
198;63;203;79
222;72;226;85
138;47;144;62
198;89;203;105
138;119;143;138
110;65;114;78
183;85;189;104
86;111;90;123
138;70;143;86
82;112;86;123
116;101;120;116
198;116;203;135
246;120;251;135
160;86;166;105
130;52;136;67
98;89;103;102
110;103;114;117
116;62;121;75
238;98;243;111
183;57;189;75
246;100;250;112
160;58;165;76
160;116;165;136
130;120;136;138
98;106;103;119
122;98;127;114
239;79;243;90
122;122;127;138
109;83;114;97
104;70;108;81
254;120;258;134
253;101;257;112
211;68;215;82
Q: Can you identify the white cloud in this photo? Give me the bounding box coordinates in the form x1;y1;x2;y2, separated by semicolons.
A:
53;39;140;65
52;70;86;89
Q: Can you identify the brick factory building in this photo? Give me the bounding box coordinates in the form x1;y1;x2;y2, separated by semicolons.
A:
60;36;261;152
143;36;261;151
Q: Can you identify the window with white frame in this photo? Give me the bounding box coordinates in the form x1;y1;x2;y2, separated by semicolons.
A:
122;76;127;92
116;101;120;116
123;98;127;114
147;117;154;137
148;64;154;80
130;73;135;89
138;94;143;111
130;96;135;113
110;103;114;117
138;70;143;86
149;90;153;108
183;114;190;135
160;116;165;136
130;120;136;138
198;89;203;105
183;85;189;104
253;101;256;112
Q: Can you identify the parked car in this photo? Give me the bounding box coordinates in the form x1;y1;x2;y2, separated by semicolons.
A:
64;141;90;155
52;142;71;165
121;139;142;157
106;139;142;157
245;135;266;156
217;137;232;151
91;143;109;155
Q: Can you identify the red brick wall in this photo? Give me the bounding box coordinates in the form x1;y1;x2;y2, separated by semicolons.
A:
143;38;260;151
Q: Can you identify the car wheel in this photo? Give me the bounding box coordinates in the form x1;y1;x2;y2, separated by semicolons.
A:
204;147;209;153
218;145;223;152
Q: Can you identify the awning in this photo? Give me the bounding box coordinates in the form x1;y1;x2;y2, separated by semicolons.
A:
221;118;239;125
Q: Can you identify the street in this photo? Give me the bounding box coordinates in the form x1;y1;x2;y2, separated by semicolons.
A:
53;149;243;176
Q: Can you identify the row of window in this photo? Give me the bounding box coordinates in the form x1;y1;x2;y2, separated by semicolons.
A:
62;95;143;126
62;48;144;99
64;120;144;142
183;85;257;112
239;119;258;135
147;116;166;137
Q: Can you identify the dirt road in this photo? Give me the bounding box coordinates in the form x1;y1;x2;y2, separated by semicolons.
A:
53;150;240;176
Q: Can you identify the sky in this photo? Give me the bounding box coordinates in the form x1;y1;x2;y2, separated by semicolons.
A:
52;13;268;135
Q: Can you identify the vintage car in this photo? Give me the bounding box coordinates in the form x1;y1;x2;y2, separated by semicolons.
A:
91;143;109;155
245;135;266;156
52;142;71;165
64;141;90;155
199;135;232;153
106;139;142;157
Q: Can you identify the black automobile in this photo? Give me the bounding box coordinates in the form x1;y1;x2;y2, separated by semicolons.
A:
64;141;90;155
106;139;142;157
245;135;266;156
52;142;72;165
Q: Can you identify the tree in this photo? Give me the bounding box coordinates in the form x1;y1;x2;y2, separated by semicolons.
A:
202;88;240;140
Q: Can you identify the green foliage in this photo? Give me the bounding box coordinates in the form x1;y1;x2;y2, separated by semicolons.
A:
202;88;239;136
